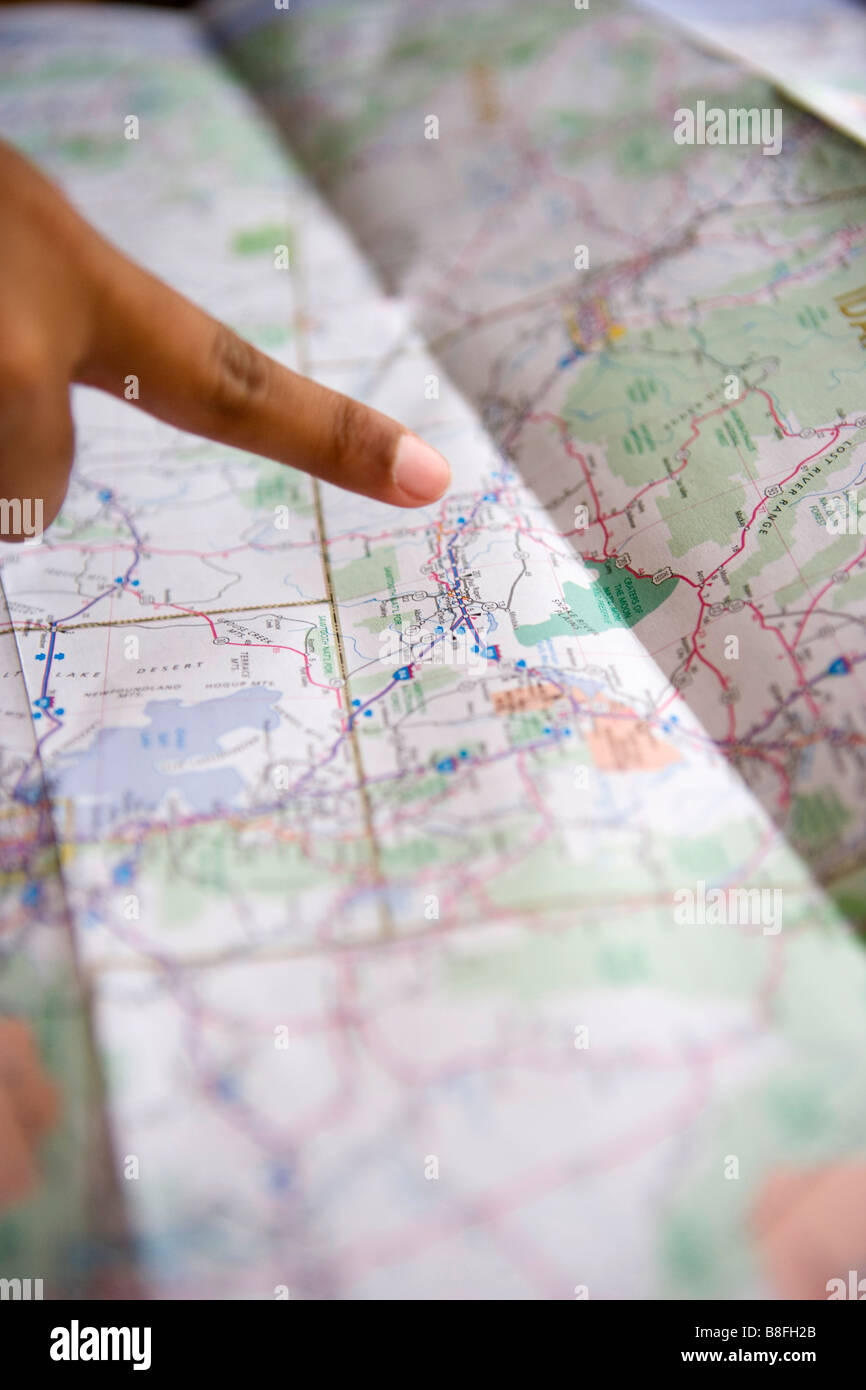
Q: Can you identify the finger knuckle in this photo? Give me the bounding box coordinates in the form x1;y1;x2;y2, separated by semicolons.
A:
207;326;270;418
330;391;380;472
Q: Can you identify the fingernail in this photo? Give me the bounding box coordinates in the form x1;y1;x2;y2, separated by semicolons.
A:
392;433;451;503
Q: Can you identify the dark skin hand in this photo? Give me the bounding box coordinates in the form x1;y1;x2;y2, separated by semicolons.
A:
0;140;451;540
0;1017;59;1208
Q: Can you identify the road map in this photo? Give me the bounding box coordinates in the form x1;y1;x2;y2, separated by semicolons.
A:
3;0;866;1299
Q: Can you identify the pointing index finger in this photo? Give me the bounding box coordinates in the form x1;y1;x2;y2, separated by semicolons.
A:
74;229;450;507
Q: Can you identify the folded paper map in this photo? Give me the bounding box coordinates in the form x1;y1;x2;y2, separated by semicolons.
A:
2;0;866;1299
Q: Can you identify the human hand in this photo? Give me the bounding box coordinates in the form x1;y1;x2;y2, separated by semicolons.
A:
0;1015;59;1209
0;139;451;541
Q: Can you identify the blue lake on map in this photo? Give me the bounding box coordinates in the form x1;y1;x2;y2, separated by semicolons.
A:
46;687;282;834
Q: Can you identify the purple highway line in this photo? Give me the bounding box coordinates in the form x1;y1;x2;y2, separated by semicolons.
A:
14;485;143;791
445;494;490;645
